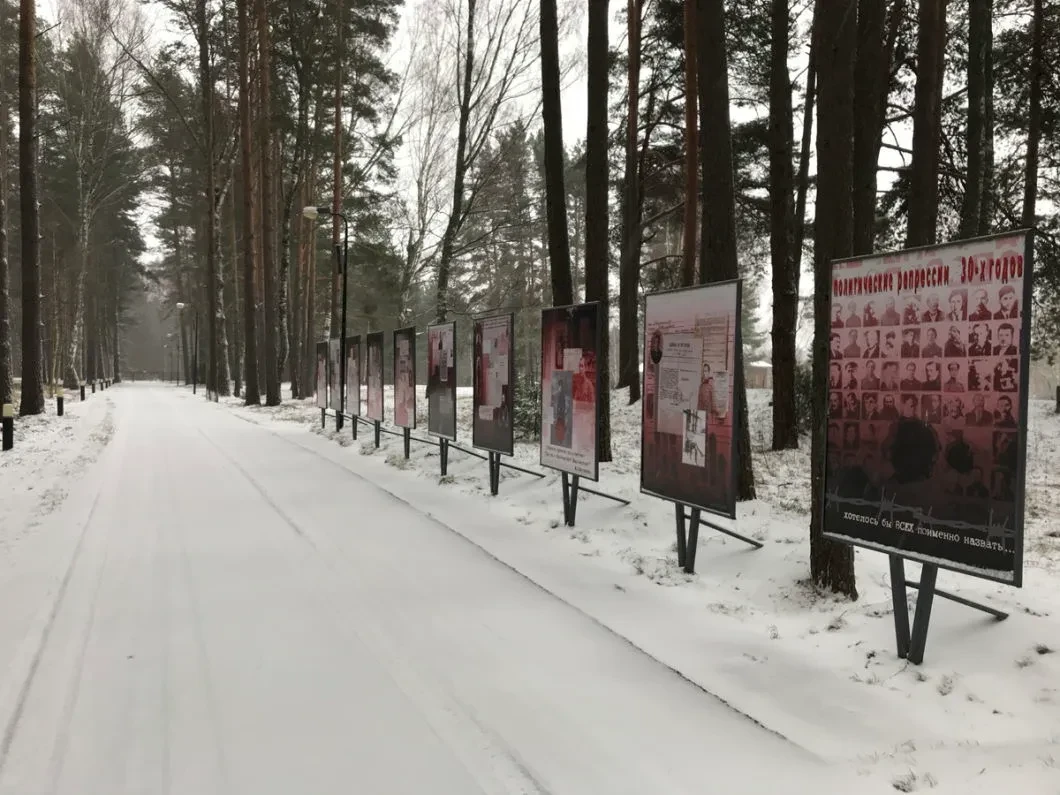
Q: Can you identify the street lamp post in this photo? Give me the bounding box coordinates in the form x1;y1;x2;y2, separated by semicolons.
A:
303;204;349;433
176;302;199;395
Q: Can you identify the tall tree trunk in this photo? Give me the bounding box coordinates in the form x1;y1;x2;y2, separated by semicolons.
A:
698;0;754;499
769;0;798;451
18;0;43;414
1021;0;1042;229
682;0;698;287
238;0;261;404
540;0;573;307
435;0;477;322
256;0;280;405
906;0;948;247
617;0;643;402
330;0;343;337
810;0;857;597
852;0;895;253
198;0;221;396
978;37;994;237
793;30;817;273
586;0;611;462
959;0;990;238
0;54;11;406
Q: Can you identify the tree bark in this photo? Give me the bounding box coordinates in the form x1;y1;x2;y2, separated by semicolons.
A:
256;0;280;405
793;28;817;274
959;0;990;238
905;0;948;247
435;0;477;322
810;0;857;597
697;0;754;499
198;0;226;397
330;0;343;337
0;8;11;407
540;0;574;307
585;0;611;462
769;0;798;451
1021;0;1043;229
617;0;643;402
682;0;698;287
852;0;897;254
238;0;261;404
18;0;43;414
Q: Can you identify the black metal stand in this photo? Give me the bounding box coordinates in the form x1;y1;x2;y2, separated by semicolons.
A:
56;396;64;416
351;415;358;440
374;421;380;449
91;382;96;394
440;439;450;476
560;475;630;526
320;408;326;429
336;407;343;432
1;413;12;451
403;427;411;459
488;452;502;496
80;385;85;401
673;503;762;574
562;474;580;526
888;556;1008;664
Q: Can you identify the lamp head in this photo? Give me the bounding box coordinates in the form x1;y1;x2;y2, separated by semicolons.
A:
303;205;332;220
176;302;186;310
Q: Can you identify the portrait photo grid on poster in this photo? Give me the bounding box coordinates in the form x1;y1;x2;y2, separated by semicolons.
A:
426;322;457;440
824;232;1030;584
345;336;361;417
472;313;515;456
539;303;600;481
328;338;342;412
315;341;328;410
393;327;417;429
366;332;385;423
640;280;741;519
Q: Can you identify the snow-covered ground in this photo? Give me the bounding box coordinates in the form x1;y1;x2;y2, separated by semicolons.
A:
0;380;1057;792
219;382;1060;793
0;384;862;793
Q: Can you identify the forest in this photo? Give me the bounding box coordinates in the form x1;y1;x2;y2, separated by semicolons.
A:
0;0;1057;596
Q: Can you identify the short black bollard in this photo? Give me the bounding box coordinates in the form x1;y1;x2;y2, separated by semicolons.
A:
1;404;13;451
403;427;411;459
92;382;96;394
56;395;64;417
80;384;86;401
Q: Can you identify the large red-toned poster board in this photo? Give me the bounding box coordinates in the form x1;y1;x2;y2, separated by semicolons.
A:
823;231;1032;585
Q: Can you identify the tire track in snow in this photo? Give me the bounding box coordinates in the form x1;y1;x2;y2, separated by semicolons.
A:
230;409;805;750
190;412;554;795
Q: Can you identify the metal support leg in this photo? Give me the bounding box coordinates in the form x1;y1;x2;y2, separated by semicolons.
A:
440;439;449;477
56;396;64;417
374;421;381;449
352;416;358;440
889;555;911;659
674;503;688;569
336;410;343;432
684;508;701;574
488;453;501;496
908;564;938;665
321;408;326;429
562;474;580;526
80;385;85;401
403;428;411;459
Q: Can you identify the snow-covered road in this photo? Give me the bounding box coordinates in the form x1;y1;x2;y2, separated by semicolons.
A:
0;385;871;794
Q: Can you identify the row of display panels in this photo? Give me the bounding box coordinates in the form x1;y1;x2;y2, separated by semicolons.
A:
314;279;745;520
314;229;1033;588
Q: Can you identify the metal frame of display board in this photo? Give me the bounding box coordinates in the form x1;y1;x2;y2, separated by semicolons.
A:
639;279;761;572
